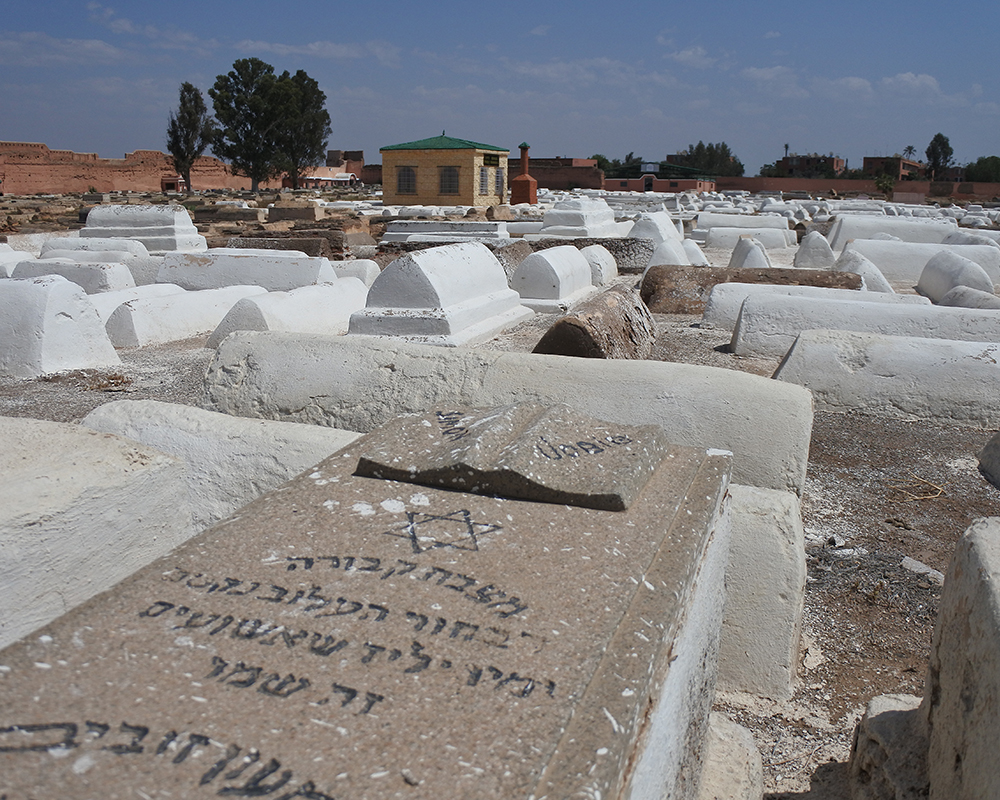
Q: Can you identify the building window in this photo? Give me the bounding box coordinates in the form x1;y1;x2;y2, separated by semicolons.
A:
495;168;504;196
439;166;459;194
480;167;489;195
397;166;416;194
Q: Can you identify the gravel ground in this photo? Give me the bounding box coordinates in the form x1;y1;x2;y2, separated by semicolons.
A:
2;251;996;797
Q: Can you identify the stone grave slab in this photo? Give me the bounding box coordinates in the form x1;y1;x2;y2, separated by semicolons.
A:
355;403;668;511
640;265;862;314
0;405;732;800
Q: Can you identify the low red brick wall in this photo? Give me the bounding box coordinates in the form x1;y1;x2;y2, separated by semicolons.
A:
0;141;280;194
714;176;1000;200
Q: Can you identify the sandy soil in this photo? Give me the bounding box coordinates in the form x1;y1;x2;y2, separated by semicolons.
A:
1;250;996;798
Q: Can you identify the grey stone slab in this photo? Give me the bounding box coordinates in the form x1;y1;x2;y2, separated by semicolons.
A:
0;415;732;800
355;403;668;511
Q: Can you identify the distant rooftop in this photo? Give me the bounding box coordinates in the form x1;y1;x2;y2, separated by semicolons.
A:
380;134;507;152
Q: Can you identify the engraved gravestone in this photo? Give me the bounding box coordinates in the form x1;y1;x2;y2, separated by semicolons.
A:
0;404;732;799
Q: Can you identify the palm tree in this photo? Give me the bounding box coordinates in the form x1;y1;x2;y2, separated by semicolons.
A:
903;145;916;161
784;143;789;158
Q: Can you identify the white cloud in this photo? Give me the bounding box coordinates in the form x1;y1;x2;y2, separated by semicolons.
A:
86;4;217;56
235;39;400;67
880;71;941;95
764;31;781;39
741;65;809;99
0;31;130;67
812;75;875;103
666;46;716;69
529;25;551;36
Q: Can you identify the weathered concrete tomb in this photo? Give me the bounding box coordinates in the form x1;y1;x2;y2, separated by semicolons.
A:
348;241;532;346
511;244;600;312
0;403;734;799
82;204;207;255
157;248;339;292
204;333;814;495
0;275;120;377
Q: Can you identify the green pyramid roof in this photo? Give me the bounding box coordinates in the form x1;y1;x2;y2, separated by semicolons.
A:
380;134;508;153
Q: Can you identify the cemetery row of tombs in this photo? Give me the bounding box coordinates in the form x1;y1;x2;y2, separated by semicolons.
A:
2;189;1000;798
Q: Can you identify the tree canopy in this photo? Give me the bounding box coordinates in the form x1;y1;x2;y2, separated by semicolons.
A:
165;82;216;194
925;133;954;181
208;58;331;192
673;141;745;177
273;70;332;190
965;155;1000;183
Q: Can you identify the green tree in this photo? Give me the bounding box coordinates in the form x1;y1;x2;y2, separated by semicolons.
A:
676;141;745;176
925;133;954;181
273;69;332;190
965;156;1000;183
590;154;612;173
874;173;895;198
209;58;284;191
165;82;216;194
903;145;916;161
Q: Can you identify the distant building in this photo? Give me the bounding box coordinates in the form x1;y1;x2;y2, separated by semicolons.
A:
862;156;925;180
772;153;845;178
521;157;604;190
379;134;509;207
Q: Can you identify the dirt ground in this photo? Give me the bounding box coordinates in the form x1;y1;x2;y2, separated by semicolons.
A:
1;286;997;798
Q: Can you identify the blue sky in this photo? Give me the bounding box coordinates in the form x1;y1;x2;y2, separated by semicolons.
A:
2;1;998;176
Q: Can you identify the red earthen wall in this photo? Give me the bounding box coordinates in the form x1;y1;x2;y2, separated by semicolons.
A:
0;142;280;194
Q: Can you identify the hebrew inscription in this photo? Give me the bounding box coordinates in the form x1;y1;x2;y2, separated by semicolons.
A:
355;402;668;510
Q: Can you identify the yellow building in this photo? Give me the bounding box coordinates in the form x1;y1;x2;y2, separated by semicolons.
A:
380;134;509;207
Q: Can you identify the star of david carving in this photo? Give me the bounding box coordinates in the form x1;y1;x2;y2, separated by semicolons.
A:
382;509;501;554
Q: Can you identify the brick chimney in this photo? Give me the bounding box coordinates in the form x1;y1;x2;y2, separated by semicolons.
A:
510;142;537;205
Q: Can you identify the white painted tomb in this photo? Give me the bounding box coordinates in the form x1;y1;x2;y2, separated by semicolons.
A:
843;240;1000;286
696;212;790;231
12;257;136;294
89;284;186;325
579;244;618;285
105;285;267;347
379;220;510;242
833;250;894;293
645;238;691;270
0;275;120;377
942;230;1000;249
730;294;1000;358
0;243;31;278
705;227;794;249
82;204;207;254
207;278;369;348
82;399;361;531
157;248;338;291
938;285;1000;309
774;330;1000;427
917;250;995;302
718;485;805;701
727;236;773;270
827;215;958;251
682;238;710;266
702;283;929;331
333;258;381;286
510;244;600;312
926;518;1000;799
0;416;192;650
349;242;532;345
627;211;683;243
793;230;836;268
525;198;627;239
204;333;814;495
39;236;160;285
